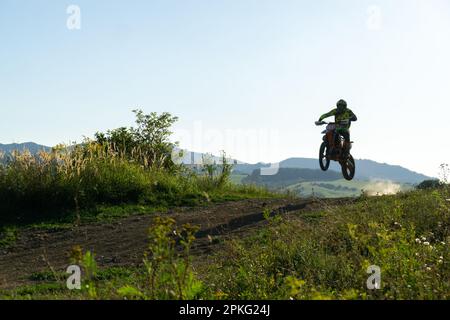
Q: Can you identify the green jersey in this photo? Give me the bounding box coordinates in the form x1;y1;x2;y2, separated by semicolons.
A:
319;108;357;130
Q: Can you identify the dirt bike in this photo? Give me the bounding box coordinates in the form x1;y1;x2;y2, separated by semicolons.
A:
315;120;356;181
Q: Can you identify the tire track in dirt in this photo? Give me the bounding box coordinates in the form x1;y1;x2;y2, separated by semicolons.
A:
0;198;319;290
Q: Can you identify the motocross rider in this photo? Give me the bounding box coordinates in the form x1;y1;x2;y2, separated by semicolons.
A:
318;99;357;155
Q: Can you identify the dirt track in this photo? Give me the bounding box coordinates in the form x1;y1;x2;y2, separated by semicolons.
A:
0;198;322;290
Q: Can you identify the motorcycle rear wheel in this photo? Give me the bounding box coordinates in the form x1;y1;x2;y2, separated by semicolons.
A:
319;142;330;171
341;154;356;180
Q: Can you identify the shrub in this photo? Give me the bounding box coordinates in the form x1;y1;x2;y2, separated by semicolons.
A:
417;179;442;190
94;109;179;171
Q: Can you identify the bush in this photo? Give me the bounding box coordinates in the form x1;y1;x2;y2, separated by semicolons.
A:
94;109;179;171
416;179;442;190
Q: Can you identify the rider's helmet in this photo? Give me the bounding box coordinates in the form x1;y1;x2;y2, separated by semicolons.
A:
336;99;347;112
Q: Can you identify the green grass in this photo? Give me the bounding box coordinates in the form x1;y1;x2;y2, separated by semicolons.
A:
1;184;281;232
2;188;448;300
201;188;450;299
0;227;18;248
1;267;144;300
229;173;248;184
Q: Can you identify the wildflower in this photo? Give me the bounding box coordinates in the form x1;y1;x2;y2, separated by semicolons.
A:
423;241;430;246
441;242;446;245
421;236;426;241
415;238;421;244
426;267;431;271
438;260;443;264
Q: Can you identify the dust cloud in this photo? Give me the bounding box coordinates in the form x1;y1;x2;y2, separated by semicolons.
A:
364;180;402;196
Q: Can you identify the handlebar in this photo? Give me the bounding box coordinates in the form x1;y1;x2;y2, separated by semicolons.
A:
315;119;352;126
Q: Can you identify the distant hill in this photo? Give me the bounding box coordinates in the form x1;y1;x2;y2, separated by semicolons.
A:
235;157;431;184
239;167;416;198
242;168;342;188
0;142;51;154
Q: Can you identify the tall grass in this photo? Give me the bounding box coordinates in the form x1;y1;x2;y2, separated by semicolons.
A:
0;142;274;224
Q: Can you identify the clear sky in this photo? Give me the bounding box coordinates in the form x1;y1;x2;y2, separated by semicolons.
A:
1;0;449;177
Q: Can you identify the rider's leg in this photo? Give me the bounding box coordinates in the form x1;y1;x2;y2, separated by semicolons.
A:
336;128;350;153
341;130;351;153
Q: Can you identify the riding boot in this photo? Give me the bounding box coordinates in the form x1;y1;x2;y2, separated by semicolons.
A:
343;142;351;157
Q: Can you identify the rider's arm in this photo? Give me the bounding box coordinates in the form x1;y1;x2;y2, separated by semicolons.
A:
319;109;336;121
349;110;357;121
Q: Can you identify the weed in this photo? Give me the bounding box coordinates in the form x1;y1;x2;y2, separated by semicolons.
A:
117;217;203;300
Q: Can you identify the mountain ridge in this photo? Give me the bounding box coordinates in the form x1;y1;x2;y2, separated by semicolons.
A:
0;142;51;154
0;143;432;183
234;157;432;183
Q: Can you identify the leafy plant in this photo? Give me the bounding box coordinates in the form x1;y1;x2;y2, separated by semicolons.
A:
94;109;179;170
69;246;99;299
117;217;203;300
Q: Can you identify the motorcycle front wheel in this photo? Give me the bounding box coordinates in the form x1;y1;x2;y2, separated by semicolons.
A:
319;142;330;171
341;154;356;180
